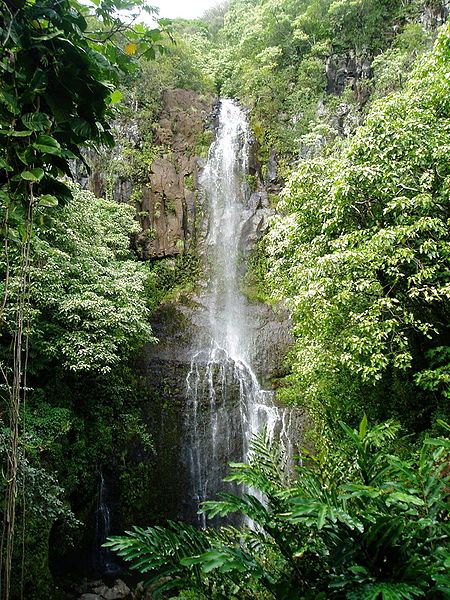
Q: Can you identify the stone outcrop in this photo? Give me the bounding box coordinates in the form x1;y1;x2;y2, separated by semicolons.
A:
74;579;132;600
421;0;449;30
135;89;213;259
326;51;372;103
81;88;214;260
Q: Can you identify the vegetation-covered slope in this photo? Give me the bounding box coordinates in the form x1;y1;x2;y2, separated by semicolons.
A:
266;23;450;437
193;0;443;162
0;0;449;598
0;1;170;596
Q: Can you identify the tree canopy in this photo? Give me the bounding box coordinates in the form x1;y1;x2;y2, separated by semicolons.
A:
265;23;450;431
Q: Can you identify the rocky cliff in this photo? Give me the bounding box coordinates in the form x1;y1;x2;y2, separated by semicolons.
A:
136;89;213;259
134;97;299;524
83;88;214;260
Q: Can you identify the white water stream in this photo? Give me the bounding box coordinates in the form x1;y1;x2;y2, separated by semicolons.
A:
184;100;294;525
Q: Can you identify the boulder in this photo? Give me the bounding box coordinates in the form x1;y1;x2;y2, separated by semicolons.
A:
79;579;131;600
102;579;131;600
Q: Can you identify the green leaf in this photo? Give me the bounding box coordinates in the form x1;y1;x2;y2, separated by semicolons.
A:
0;129;32;137
0;90;20;115
385;492;425;507
21;112;52;131
359;414;368;440
38;194;58;207
0;157;13;171
21;168;44;182
110;89;122;104
317;504;327;529
32;134;61;155
16;147;35;165
436;420;450;432
60;149;78;160
31;29;64;41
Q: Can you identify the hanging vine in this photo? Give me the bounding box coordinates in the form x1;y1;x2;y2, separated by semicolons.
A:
0;193;33;600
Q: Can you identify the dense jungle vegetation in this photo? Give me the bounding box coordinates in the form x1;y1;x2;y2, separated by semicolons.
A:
0;0;449;598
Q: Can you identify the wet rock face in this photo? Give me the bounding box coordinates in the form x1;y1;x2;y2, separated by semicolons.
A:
421;0;449;30
147;297;292;384
326;51;372;103
139;294;295;524
136;89;214;259
135;101;300;525
246;302;294;385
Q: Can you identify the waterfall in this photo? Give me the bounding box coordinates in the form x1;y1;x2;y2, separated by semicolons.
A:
94;472;119;576
184;99;295;525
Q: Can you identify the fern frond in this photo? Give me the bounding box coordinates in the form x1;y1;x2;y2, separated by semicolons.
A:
201;491;270;524
346;582;423;600
105;521;210;596
285;496;363;532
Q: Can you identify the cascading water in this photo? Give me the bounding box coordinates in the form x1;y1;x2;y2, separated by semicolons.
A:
184;99;296;525
93;472;119;576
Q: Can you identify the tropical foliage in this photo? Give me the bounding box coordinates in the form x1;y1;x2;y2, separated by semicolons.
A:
21;186;153;373
265;23;450;432
107;419;450;599
0;1;166;596
1;0;449;597
196;0;435;159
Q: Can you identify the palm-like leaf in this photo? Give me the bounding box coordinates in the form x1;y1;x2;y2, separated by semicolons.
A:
224;429;288;499
104;521;210;596
107;419;449;599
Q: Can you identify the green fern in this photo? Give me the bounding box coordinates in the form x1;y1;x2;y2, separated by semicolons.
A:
224;429;288;497
201;491;270;523
104;521;210;596
347;582;424;599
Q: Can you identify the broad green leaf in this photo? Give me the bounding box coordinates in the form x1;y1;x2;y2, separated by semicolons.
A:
385;492;425;507
21;112;52;131
0;129;32;137
33;134;61;155
110;89;123;104
38;194;58;207
21;168;44;181
0;90;20;115
16;147;35;165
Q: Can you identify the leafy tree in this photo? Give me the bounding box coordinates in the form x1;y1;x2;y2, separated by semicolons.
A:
0;1;167;596
265;23;450;430
328;0;402;52
20;186;154;373
371;23;432;98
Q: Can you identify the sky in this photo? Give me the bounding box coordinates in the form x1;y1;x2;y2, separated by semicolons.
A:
150;0;221;19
